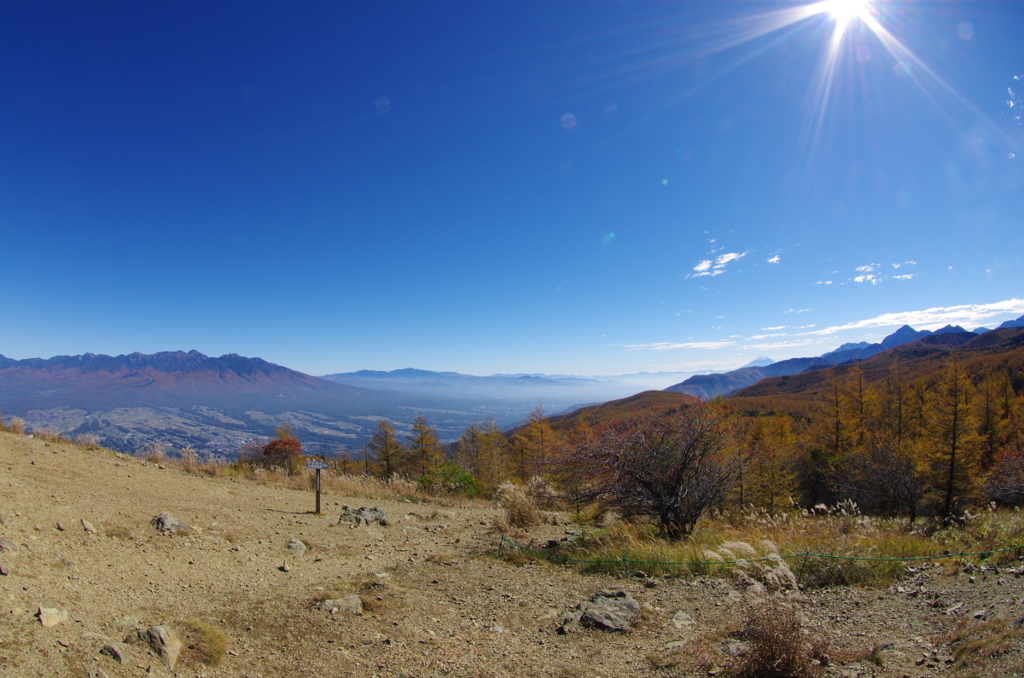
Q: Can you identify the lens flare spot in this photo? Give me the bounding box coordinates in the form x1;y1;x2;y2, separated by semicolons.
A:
856;45;872;63
716;118;732;134
957;22;974;40
661;178;669;186
561;113;577;129
374;96;390;114
602;232;615;245
893;62;912;80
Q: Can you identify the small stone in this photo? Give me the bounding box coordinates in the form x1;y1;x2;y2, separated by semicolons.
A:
719;639;750;657
38;603;68;628
973;609;987;620
323;594;363;615
81;519;97;534
56;521;66;531
0;539;19;554
101;641;132;664
286;539;307;556
0;564;6;575
671;611;695;628
146;625;182;670
97;669;111;678
150;513;190;535
280;563;290;572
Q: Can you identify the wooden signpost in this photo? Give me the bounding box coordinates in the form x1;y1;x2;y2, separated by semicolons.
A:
306;458;329;514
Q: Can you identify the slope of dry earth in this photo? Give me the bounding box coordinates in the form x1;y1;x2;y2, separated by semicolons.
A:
2;431;1024;677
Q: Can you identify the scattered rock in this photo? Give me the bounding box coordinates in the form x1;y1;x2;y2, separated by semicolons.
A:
286;539;307;556
146;625;182;670
96;669;111;678
280;563;290;572
150;513;190;535
973;609;987;621
317;594;364;615
0;539;19;554
558;589;641;633
0;564;7;576
338;506;389;527
38;603;68;628
719;638;750;657
56;521;66;531
100;641;132;664
81;518;97;534
670;611;695;628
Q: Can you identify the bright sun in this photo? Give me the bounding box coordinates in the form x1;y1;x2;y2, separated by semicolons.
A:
823;0;870;24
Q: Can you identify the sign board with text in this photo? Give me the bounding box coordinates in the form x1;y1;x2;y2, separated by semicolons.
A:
306;459;329;470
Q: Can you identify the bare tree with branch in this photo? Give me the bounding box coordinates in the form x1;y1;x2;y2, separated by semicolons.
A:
559;400;741;539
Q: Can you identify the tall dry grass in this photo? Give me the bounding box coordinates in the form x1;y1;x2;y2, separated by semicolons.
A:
509;501;1024;588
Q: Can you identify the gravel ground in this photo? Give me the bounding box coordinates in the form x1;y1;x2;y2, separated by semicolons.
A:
3;432;1024;678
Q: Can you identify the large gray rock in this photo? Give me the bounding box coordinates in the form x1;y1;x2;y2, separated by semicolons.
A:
558;589;641;633
38;602;68;628
338;506;388;527
146;625;182;670
151;513;190;535
287;539;307;556
317;594;363;615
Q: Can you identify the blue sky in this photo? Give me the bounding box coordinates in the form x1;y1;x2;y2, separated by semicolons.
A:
1;0;1022;377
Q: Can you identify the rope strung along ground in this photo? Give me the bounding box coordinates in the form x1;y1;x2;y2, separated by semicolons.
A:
499;535;1024;567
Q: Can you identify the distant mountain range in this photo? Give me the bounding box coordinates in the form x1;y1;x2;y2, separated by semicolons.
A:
0;351;495;456
4;313;1021;455
663;319;1019;398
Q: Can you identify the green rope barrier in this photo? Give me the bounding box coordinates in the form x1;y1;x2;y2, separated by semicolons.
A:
500;535;1024;567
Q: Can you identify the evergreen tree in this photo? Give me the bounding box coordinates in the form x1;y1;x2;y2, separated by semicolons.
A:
922;354;982;523
368;420;406;478
406;413;442;477
511;404;557;480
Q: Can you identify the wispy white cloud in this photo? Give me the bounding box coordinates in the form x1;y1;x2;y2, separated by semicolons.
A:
892;274;916;280
761;326;787;330
854;274;881;285
815;280;833;285
687;251;748;278
622;341;737;351
749;333;789;340
856;263;881;273
742;339;816;350
784;308;813;313
767;255;781;264
799;299;1024;336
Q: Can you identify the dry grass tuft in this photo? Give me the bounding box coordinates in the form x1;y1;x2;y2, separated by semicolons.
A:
728;599;827;678
182;619;229;665
942;615;1024;672
180;447;199;474
497;481;541;528
75;432;103;449
9;417;26;435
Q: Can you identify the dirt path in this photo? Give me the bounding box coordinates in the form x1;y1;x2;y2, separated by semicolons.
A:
2;432;1022;677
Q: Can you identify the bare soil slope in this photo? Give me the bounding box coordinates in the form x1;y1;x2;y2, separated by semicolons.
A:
2;432;1023;677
